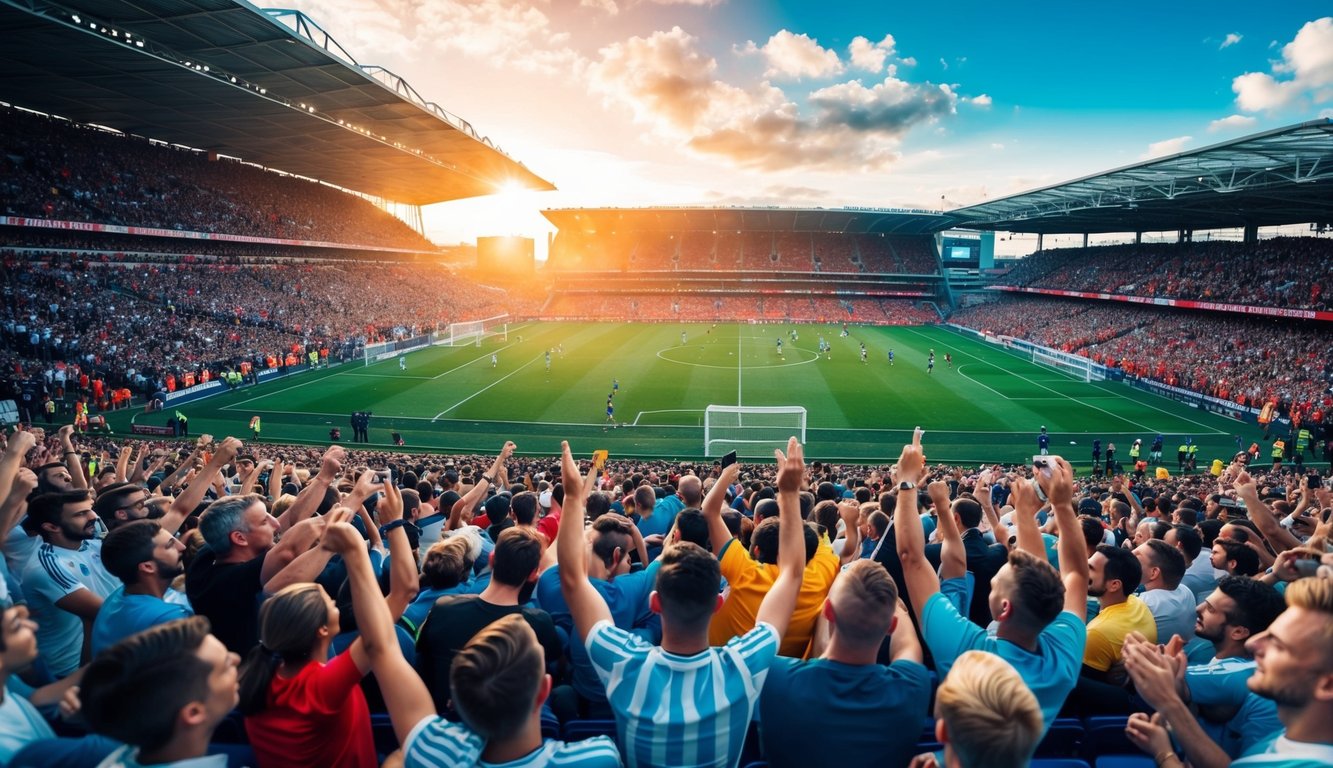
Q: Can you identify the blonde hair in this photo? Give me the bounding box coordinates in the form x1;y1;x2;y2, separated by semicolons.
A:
1284;577;1333;667
936;651;1042;768
269;493;299;520
830;559;897;644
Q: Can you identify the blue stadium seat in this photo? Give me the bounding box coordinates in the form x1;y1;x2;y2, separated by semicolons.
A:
1096;756;1156;768
1031;759;1091;768
540;709;561;741
1036;721;1085;757
371;712;399;756
562;719;618;742
211;709;249;744
1082;716;1135;759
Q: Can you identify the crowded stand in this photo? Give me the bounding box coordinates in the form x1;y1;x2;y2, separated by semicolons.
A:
0;255;524;413
998;238;1333;312
542;293;936;324
548;229;940;276
0;106;435;251
1;421;1332;768
948;296;1333;423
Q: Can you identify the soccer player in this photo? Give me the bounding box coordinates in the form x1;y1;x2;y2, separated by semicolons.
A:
605;399;615;429
612;378;619;395
545;349;552;373
888;348;895;365
945;352;952;368
776;337;784;357
927;356;934;375
860;343;867;363
491;353;497;368
398;355;407;371
1038;426;1050;456
681;331;687;346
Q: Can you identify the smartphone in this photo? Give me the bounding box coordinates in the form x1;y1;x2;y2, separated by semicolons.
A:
1308;474;1323;490
591;449;609;470
721;450;737;469
1031;456;1056;503
1294;558;1321;578
1218;497;1242;508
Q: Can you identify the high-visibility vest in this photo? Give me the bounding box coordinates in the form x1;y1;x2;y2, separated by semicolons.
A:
1272;440;1285;458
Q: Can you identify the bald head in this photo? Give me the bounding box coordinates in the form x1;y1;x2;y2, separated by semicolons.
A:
678;475;702;507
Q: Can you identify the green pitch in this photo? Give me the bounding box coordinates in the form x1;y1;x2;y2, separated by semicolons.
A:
115;323;1253;466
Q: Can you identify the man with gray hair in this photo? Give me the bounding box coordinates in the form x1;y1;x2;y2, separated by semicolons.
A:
185;445;348;653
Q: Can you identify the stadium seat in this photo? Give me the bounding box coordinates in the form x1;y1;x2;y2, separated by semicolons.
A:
562;719;618;742
540;709;561;741
1036;720;1085;757
371;712;399;756
1082;716;1135;759
212;709;249;744
1031;760;1091;768
1096;756;1156;768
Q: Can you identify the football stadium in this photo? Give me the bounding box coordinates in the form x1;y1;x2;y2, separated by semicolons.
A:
1;2;1332;767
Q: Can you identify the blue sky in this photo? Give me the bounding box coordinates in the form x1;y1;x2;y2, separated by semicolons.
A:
278;1;1333;252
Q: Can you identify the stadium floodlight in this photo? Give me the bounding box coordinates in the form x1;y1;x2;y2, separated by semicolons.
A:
704;405;807;459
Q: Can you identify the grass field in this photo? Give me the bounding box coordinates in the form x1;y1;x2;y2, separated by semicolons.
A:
113;323;1254;466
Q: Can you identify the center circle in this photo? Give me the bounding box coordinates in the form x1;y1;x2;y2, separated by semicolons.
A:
655;341;821;369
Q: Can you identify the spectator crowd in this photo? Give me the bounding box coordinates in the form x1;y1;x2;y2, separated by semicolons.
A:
999;239;1333;313
0;424;1331;768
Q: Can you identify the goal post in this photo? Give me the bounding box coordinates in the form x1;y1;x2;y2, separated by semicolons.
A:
363;334;431;366
433;313;510;347
1030;348;1099;382
704;405;807;458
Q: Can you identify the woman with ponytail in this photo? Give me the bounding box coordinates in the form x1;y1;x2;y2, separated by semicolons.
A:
235;504;388;767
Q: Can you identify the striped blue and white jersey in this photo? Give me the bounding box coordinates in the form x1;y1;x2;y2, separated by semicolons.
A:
586;619;779;768
403;715;621;768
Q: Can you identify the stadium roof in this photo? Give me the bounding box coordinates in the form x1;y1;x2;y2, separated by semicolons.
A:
542;207;947;235
949;120;1333;234
0;0;553;205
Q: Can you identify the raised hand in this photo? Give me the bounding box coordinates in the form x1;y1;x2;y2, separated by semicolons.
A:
896;427;925;484
321;520;365;555
319;445;346;481
214;437;242;464
378;478;404;524
559;441;585;502
775;436;805;493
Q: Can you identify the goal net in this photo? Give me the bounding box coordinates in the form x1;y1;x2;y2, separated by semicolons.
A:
433;314;510;347
1031;348;1102;382
363;334;431;366
704;405;807;458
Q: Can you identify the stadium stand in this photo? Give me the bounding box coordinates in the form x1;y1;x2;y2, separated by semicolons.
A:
996;238;1333;312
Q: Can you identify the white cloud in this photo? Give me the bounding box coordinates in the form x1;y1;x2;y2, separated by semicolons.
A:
754;30;843;80
968;94;992;107
990;142;1005;150
1207;114;1257;132
848;34;896;73
1142;135;1192;159
581;0;619;15
588;26;957;172
1231;17;1333;112
1220;33;1243;49
410;0;585;76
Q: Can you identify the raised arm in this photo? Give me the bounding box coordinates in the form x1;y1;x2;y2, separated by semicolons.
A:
753;436;807;638
837;499;861;567
976;470;1003;539
1008;471;1047;560
57;426;87;490
894;428;938;627
928;480;966;580
1233;470;1301;553
263;507;355;592
274;446;344;532
377;481;420;621
556;441;613;643
888;598;924;664
448;441;515;529
163;436;242;535
1045;457;1088;617
701;462;740;559
324;520;436;745
267;457;284;502
160;435;209;493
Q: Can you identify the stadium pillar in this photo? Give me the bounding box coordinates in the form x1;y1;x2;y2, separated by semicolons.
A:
1135;232;1142;244
1082;233;1088;248
1243;225;1258;243
1037;233;1044;251
408;205;425;236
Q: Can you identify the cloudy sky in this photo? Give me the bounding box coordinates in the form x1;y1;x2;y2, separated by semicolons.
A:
275;1;1333;253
